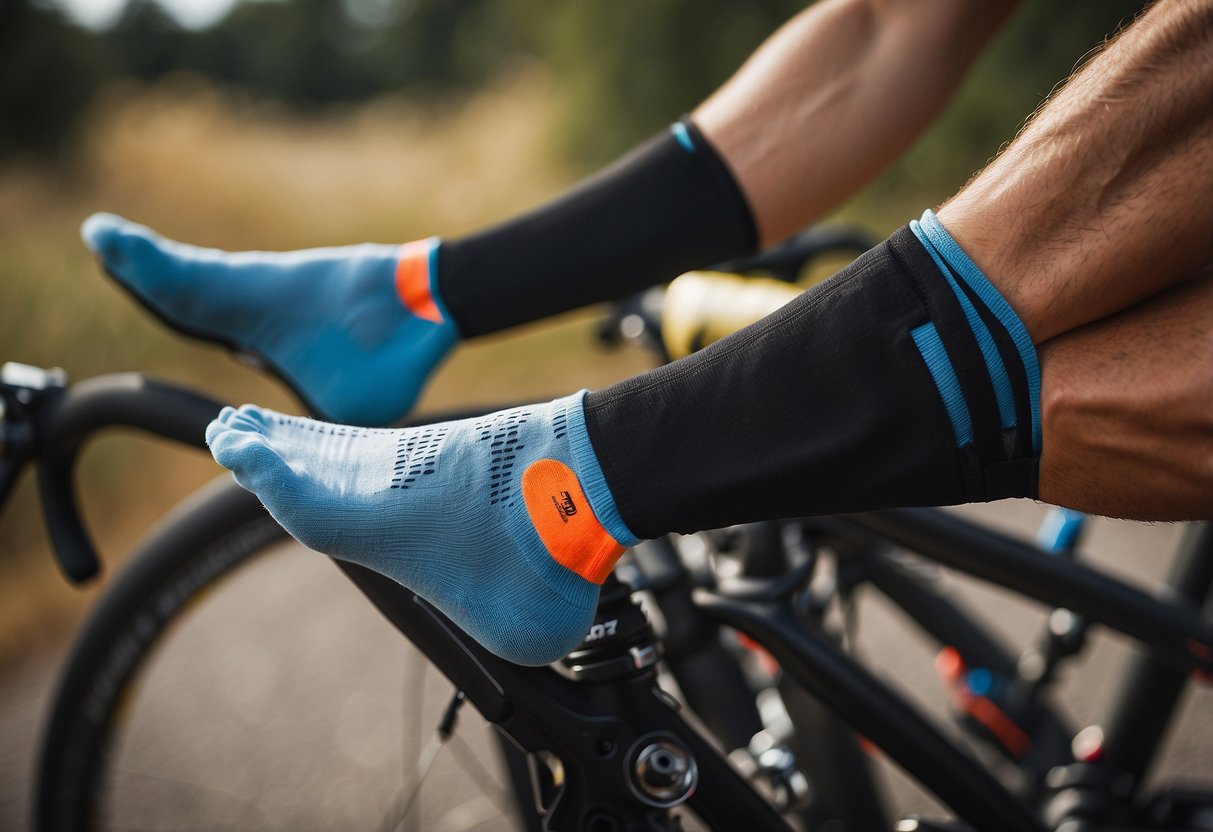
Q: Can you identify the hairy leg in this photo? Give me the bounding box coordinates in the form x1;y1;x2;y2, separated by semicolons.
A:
696;0;1019;245
1039;265;1213;520
940;0;1213;342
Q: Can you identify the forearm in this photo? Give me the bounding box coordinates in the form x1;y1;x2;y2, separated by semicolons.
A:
696;0;1021;245
1038;264;1213;520
940;0;1213;342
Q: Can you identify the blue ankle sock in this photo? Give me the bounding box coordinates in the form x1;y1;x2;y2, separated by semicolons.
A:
81;213;457;426
205;391;640;665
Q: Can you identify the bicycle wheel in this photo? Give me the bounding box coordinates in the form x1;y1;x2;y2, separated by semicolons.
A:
36;475;530;832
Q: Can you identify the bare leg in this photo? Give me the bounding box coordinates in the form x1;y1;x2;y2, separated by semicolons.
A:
697;0;1020;245
940;1;1213;342
1039;265;1213;520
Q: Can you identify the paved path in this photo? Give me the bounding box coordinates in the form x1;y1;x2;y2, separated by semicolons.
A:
1;503;1210;830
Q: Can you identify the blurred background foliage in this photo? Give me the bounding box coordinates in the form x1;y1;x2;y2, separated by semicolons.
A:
7;0;1144;171
0;0;1143;655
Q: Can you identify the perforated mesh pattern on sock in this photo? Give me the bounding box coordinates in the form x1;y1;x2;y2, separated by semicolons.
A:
475;408;532;506
273;414;377;438
208;394;619;665
552;410;567;440
390;425;450;489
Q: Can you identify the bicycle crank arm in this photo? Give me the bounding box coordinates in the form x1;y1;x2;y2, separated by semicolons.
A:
335;560;792;832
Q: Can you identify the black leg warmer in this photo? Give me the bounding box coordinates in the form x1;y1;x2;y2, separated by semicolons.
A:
584;224;1040;538
437;122;758;337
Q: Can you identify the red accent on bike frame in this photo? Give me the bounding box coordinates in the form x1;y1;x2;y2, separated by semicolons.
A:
1187;639;1213;684
935;646;964;683
936;646;1032;759
961;694;1032;759
856;735;882;760
1073;728;1105;763
736;632;780;676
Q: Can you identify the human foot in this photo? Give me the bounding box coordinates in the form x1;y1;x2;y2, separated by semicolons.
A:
205;392;639;665
82;213;457;425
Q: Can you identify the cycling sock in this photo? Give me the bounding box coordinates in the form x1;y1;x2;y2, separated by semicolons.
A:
437;120;758;336
83;120;752;421
81;215;456;426
584;212;1042;538
206;392;638;666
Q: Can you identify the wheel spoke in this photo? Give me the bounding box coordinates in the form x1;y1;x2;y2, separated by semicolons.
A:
378;734;445;832
448;732;513;816
105;765;270;830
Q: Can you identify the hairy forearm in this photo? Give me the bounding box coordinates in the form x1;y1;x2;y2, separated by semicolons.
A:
1038;265;1213;520
941;0;1213;343
695;0;1021;245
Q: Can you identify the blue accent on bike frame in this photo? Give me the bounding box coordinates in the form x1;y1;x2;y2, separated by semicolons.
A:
910;219;1017;434
671;122;696;154
966;667;994;697
1036;507;1087;553
911;322;973;448
918;210;1042;453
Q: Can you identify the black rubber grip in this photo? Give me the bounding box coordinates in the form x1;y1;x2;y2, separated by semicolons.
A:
36;374;226;584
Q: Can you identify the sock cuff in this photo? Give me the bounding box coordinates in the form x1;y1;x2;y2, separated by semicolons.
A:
913;210;1041;452
670;121;696;153
561;390;642;547
426;238;458;331
396;236;458;333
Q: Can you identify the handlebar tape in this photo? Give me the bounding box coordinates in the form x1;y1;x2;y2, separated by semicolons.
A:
37;374;225;583
661;271;803;360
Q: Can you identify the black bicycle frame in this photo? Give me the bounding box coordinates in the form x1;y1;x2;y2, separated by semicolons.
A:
837;510;1213;678
333;510;1213;831
1100;523;1213;791
823;528;1076;782
335;559;793;832
834;511;1213;811
12;372;1213;831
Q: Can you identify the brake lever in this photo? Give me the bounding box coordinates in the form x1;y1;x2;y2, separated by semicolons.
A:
33;372;224;584
0;363;67;525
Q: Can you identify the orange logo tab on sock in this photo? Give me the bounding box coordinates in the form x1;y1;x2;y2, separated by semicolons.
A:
522;459;624;584
395;239;444;324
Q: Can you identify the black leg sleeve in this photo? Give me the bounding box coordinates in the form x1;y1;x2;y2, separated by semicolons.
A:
436;121;757;337
583;225;1040;539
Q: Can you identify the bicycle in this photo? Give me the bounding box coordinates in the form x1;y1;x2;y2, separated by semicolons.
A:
4;230;1212;831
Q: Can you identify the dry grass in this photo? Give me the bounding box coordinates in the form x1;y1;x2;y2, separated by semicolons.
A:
0;68;654;661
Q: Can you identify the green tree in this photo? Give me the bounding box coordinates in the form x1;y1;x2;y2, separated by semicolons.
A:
0;0;110;158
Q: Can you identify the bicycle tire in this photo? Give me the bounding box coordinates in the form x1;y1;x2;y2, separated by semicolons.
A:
35;475;531;832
